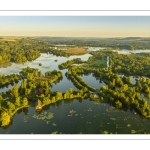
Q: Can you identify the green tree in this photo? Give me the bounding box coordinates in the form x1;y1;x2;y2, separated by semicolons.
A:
0;95;3;109
11;84;19;98
15;96;21;106
7;102;15;110
22;97;28;106
0;112;11;127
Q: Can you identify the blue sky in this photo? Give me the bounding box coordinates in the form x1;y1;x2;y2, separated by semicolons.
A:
0;16;150;37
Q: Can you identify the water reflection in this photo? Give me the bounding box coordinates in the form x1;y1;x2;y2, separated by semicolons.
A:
17;109;22;114
81;73;106;89
113;49;150;54
0;53;92;75
87;47;108;51
23;108;29;115
42;104;50;110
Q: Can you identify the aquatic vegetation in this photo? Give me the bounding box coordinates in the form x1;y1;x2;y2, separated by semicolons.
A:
45;121;49;124
103;130;109;134
52;123;57;126
51;131;58;134
110;118;116;121
131;130;136;134
127;124;131;127
115;124;122;129
69;110;76;114
23;116;28;122
87;107;92;111
32;111;54;123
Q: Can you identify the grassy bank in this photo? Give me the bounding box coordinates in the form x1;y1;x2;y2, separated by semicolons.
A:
66;47;87;54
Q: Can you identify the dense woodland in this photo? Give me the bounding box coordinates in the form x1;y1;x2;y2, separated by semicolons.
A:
1;37;150;65
1;37;150;127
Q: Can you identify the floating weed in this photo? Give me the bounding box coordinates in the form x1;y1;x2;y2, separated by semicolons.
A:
110;118;116;121
43;112;47;115
47;113;54;119
51;131;58;134
52;123;57;126
115;124;122;129
75;114;78;116
131;130;136;134
23;116;28;122
68;110;76;117
32;114;37;118
86;122;91;124
69;110;76;114
87;107;92;112
32;112;54;123
127;124;131;127
123;118;128;121
94;115;96;118
46;121;50;124
103;130;109;134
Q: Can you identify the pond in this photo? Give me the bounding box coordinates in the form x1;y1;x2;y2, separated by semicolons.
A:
87;47;107;51
1;52;150;134
81;73;106;89
113;49;150;54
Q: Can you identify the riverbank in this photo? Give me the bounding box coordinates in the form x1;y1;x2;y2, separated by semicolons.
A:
0;62;12;68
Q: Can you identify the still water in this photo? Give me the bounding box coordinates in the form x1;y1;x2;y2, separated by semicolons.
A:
113;49;150;54
0;52;150;134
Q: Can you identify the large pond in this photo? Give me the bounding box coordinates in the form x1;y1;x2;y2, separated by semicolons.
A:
1;52;150;134
87;47;107;51
113;49;150;54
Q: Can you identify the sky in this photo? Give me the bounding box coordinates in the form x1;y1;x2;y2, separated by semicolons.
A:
0;16;150;37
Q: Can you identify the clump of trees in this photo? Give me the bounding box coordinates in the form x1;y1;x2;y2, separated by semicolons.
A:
0;67;64;127
58;58;85;69
109;52;150;77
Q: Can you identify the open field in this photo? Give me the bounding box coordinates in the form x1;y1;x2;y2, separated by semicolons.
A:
66;47;87;54
0;37;20;42
83;58;107;68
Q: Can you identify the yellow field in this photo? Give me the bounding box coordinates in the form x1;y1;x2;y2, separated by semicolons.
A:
66;47;87;54
0;37;20;42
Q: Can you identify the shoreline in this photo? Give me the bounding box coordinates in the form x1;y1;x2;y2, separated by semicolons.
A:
0;62;12;68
